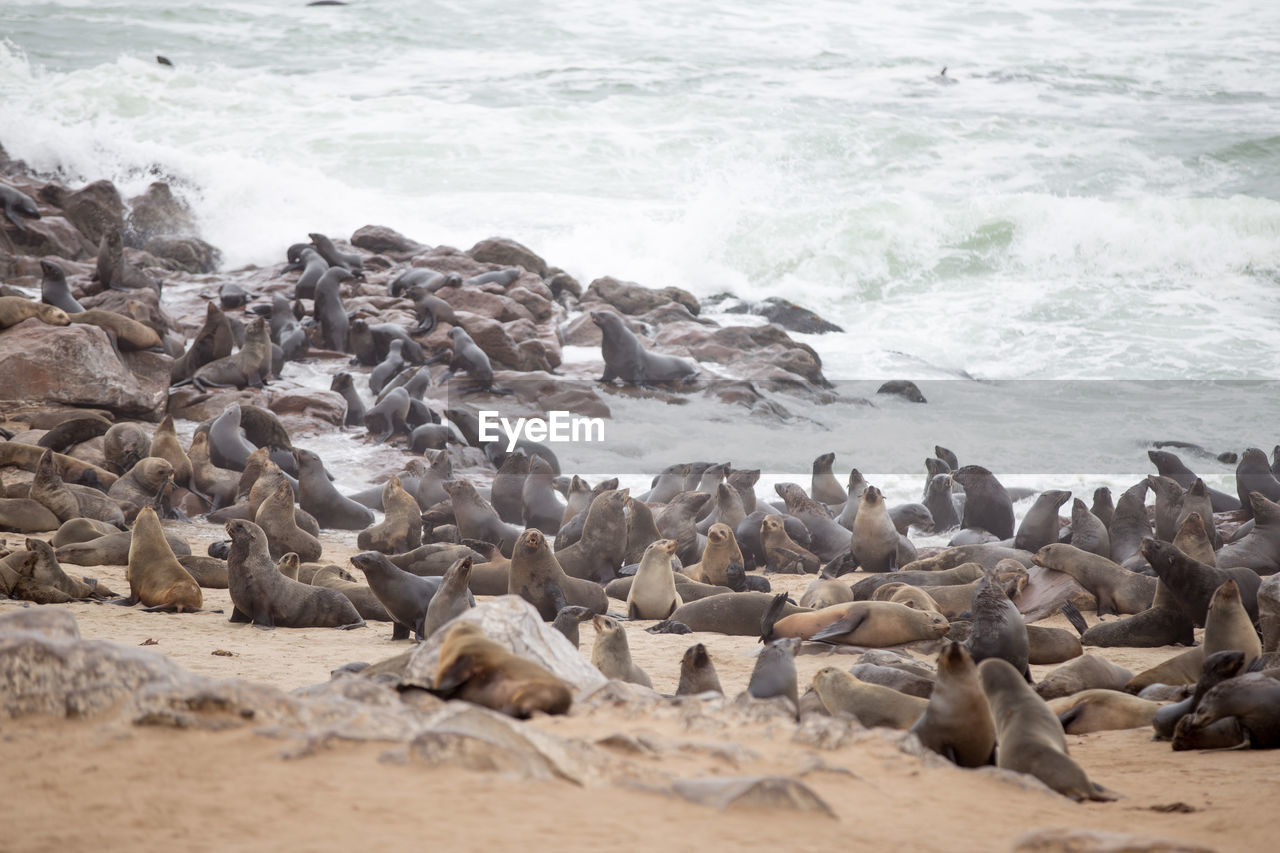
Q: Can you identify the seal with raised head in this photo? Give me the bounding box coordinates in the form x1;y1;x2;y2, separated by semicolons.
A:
747;637;800;713
591;309;697;385
676;643;723;696
313;266;353;351
591;615;652;687
432;621;572;718
760;513;820;574
507;528;607;619
1148;449;1240;512
171;300;234;382
810;453;846;505
979;658;1116;801
951;466;1014;540
39;260;84;314
1031;543;1155;616
1153;650;1248;741
349;550;446;640
1179;674;1280;749
626;538;683;619
121;506;202;612
148;415;193;488
187;316;271;391
684;522;745;588
420;556;474;638
813;666;928;729
966;564;1031;682
225;519;363;629
255;481;322;562
1215;492;1280;573
852;485;900;572
910;642;996;766
356;475;421;553
293;448;374;530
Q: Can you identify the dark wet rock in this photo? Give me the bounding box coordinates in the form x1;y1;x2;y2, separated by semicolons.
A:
585;276;700;317
351;225;424;256
545;268;582;300
125;182;196;245
877;380;926;403
143;236;221;273
0;319;167;418
716;295;843;334
468;237;549;277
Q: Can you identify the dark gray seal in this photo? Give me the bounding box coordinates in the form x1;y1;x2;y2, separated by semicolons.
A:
1147;449;1240;512
308;231;363;272
330;372;366;428
293;447;375;530
0;182;40;231
592;310;697;385
965;565;1031;682
39;260;84;314
951;465;1014;540
350;550;446;640
1013;489;1070;553
313;267;353;351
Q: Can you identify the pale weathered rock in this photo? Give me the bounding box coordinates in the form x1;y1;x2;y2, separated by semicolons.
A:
1012;829;1214;853
669;777;835;817
398;596;608;692
0;319;167;418
1259;571;1280;653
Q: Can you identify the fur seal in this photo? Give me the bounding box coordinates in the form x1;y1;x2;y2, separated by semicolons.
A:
965;565;1031;681
669;591;805;636
551;605;593;649
1153;650;1248;741
901;544;1031;573
443;479;521;557
188;432;240;509
683;522;745;588
1035;654;1133;700
1237;448;1280;518
950;465;1014;539
51;516;120;546
226;519;363;629
420;557;474;638
591;615;652;687
849;563;985;600
121;506;202;611
307;565;392;622
356;476;421;553
800;578;855;609
655;491;711;566
489;453;529;525
171;301;234;382
978;658;1115;801
922;473;959;533
812;666;927;729
507;528;607;619
292;247;328;299
852;485;899;572
676;643;723;696
910;642;996;766
349;550;444;640
624;494;663;564
591;310;697;385
1147;449;1241;512
810;453;846;505
255;482;322;562
761;593;949;646
551;489;629;584
148;416;193;488
0;182;40;231
1203;579;1261;665
773;483;848;561
107;456;175;513
307;232;363;273
1025;624;1083;664
313;267;353;351
432;621;572;718
0;297;68;329
1031;544;1155;615
1049;689;1160;733
29;448;124;527
330;372;367;429
363;385;411;442
1215;492;1280;573
1013;490;1070;552
747;637;799;712
521;455;565;535
293;448;374;530
1181;674;1280;749
188;316;271;390
434;327;505;394
1141;538;1261;625
626;538;683;619
39;260;83;314
760;513;820;574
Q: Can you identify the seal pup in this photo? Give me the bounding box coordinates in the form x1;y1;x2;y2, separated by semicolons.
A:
591;310;697;385
1181;674;1280;749
420;557;474;638
761;593;949;646
626;538;683;619
591;615;652;687
349;550;445;640
760;513;820;574
432;622;572;718
39;260;84;314
293;448;374;530
507;528;607;618
0;297;69;329
1090;487;1114;530
810;453;846;505
812;666;927;729
0;182;40;231
676;643;723;696
121;506;202;612
910;642;996;766
551;605;593;649
800;577;855;609
226;519;363;629
951;466;1014;540
684;522;745;588
852;485;899;572
978;658;1116;801
356;476;421;553
1153;650;1248;741
966;564;1031;682
747;637;800;713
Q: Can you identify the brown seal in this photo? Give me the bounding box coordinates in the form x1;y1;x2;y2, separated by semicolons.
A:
107;457;175;519
684;522;745;587
1202;579;1262;665
308;564;392;623
432;621;572;718
70;308;162;350
761;513;820;574
255;481;322;562
762;593;949;646
51;517;119;547
852;485;900;572
1031;543;1155;616
800;577;855;609
978;658;1116;801
225;518;364;629
188;431;239;509
171;300;233;382
910;642;995;766
626;538;683;619
507;528;607;619
1047;690;1160;734
590;614;652;687
294;448;374;531
1034;654;1132;701
1178;673;1280;749
187;316;272;390
966;564;1031;681
676;643;723;696
442;479;521;557
810;452;846;505
669;591;806;636
0;296;70;328
551;488;628;583
421;557;474;638
813;666;927;729
147;415;193;488
356;475;422;553
624;494;662;564
123;506;202;611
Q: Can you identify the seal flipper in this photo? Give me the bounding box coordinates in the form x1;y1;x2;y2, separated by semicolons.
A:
809;610;869;643
646;620;691;635
111;595;140;607
759;592;790;643
391;621;410;641
229;605;250;623
1060;601;1088;635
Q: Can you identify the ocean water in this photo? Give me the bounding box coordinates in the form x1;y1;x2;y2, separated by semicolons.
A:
3;0;1279;505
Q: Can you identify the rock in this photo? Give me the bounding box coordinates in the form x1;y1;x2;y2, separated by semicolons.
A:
434;285;534;324
545;268;582;300
167;387;262;422
453;312;523;369
80;287;180;336
653;323;830;388
409;703;603;784
468;237;548;277
0;609;80;640
1012;829;1214;853
351;225;424;256
1260;571;1280;653
125;182;196;245
60;180;126;247
561;308;646;347
506;286;554;323
719;295;843;334
392;596;608;692
143;236;221;273
669;777;835;816
0;319;167;418
639;301;714;327
407;246;491;278
266;387;347;428
1;215;96;260
585;276;700;316
877;380;926;403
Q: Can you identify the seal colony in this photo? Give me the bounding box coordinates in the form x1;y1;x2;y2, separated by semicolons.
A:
1;154;1277;850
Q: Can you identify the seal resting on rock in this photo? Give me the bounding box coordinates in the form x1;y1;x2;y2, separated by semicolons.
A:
432;621;572;719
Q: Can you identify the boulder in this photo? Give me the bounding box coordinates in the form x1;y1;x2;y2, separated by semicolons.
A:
0;319;167;418
125;182;196;245
468;237;548;277
351;225;424;256
585;276;700;316
143;236;221;273
434;285;534;324
452;312;522;369
60;180;126;247
545;268;582;300
721;296;843;334
0;215;96;261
